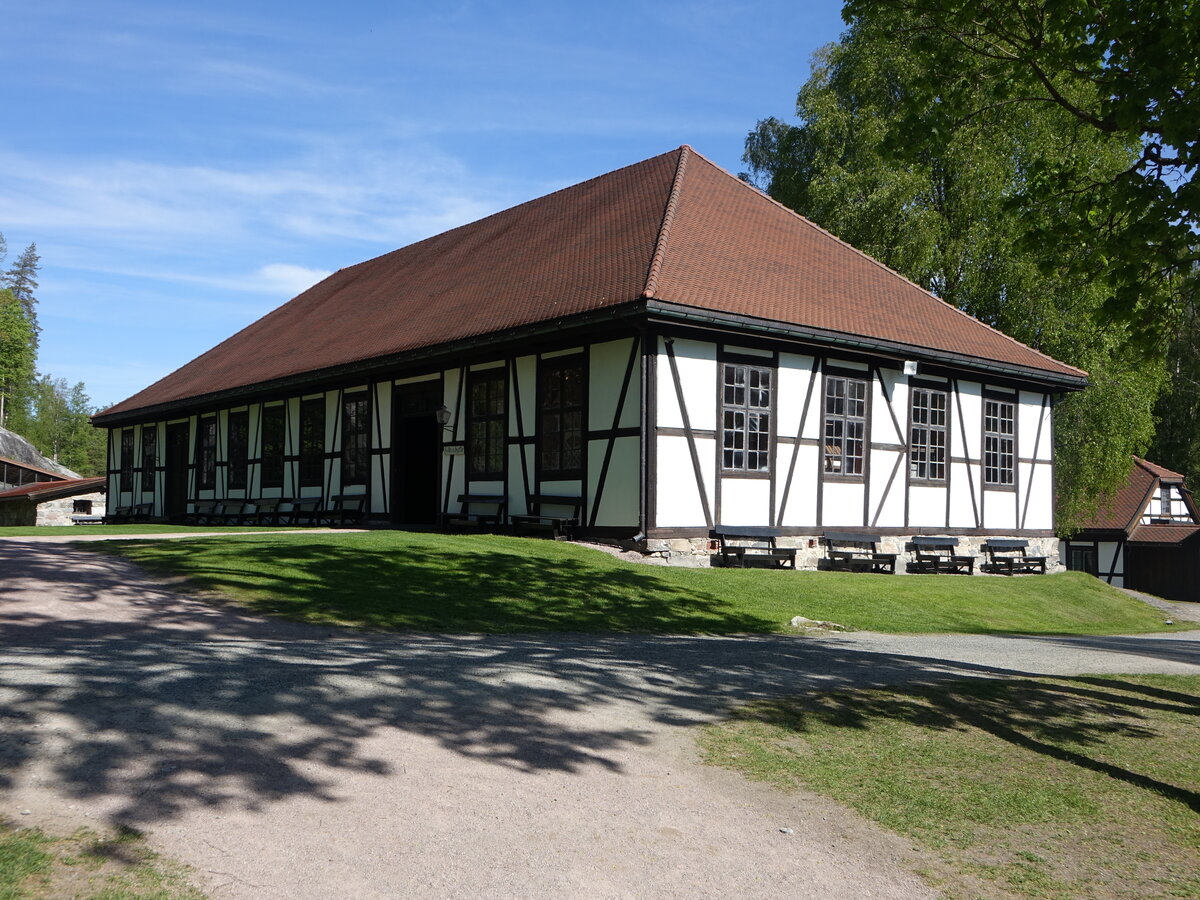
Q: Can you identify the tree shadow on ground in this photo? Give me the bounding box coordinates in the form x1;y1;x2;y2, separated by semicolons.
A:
731;675;1200;813
1;542;1198;833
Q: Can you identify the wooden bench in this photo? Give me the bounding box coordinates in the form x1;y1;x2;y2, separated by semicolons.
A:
907;536;975;575
71;515;106;525
441;494;507;530
821;532;897;574
511;494;583;539
208;500;251;525
181;500;218;525
981;539;1047;575
323;494;367;527
712;526;796;569
282;497;323;526
242;497;287;525
105;502;155;524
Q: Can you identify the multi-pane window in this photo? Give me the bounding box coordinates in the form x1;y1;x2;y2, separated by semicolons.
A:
197;417;217;490
468;370;506;478
538;358;583;477
261;405;285;489
983;399;1015;486
722;364;771;472
227;411;248;490
141;425;157;493
910;389;947;481
299;398;325;488
341;394;370;486
824;376;867;476
119;429;134;492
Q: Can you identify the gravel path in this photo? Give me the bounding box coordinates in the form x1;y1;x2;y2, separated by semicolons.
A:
1;540;1197;899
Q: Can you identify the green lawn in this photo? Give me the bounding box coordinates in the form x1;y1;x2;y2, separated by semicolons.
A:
88;530;1183;635
700;675;1200;899
0;525;296;537
0;822;202;899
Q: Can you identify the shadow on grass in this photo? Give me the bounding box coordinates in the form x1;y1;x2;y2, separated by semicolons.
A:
731;676;1200;813
2;541;1198;835
111;538;780;634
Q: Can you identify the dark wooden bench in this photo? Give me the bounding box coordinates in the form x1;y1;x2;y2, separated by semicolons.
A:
71;515;106;525
981;539;1047;575
208;500;251;525
181;500;217;525
907;536;975;575
821;532;897;574
441;494;507;530
282;497;323;526
242;497;287;525
511;494;583;539
105;502;155;524
323;494;367;527
712;526;796;569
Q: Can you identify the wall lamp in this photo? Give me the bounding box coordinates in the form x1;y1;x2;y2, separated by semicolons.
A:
435;404;454;432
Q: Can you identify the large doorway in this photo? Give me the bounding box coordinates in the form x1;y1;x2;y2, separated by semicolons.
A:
165;422;190;521
392;381;443;525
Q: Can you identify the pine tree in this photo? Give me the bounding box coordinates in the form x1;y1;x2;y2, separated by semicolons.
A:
3;243;40;349
0;289;35;428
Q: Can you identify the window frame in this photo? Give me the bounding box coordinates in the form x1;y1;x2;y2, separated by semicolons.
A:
119;428;135;492
982;396;1016;489
341;393;371;487
227;410;249;490
141;425;157;494
537;355;585;480
909;387;948;483
720;362;773;475
467;368;507;481
260;404;286;489
299;397;325;489
196;417;217;491
822;374;868;480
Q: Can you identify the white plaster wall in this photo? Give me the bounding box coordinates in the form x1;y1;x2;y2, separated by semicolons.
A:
822;481;865;527
587;436;639;527
719;477;770;526
983;489;1017;530
1018;392;1051;459
948;462;978;527
873;370;909;446
868;448;906;527
589;338;637;431
656;435;708;527
512;356;536;437
954;381;982;460
656;338;717;431
779;445;819;526
1020;463;1054;530
776;353;817;440
909;485;947;528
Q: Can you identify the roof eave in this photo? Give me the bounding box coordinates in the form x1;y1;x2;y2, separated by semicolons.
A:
644;300;1089;391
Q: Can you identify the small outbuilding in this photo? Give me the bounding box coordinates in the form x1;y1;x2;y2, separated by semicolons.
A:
1063;457;1200;602
0;476;107;526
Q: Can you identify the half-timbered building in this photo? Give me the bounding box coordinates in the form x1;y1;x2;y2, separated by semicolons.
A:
92;146;1086;566
1063;457;1200;601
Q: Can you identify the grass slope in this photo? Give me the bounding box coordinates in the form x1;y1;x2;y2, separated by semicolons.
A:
701;675;1200;899
91;531;1181;635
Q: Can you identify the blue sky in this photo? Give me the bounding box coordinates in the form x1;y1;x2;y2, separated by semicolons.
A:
2;0;846;408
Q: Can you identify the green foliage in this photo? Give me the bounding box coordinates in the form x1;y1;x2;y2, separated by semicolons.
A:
2;242;40;348
93;532;1181;635
742;15;1167;532
11;375;107;475
841;0;1200;338
0;289;35;429
1150;302;1200;486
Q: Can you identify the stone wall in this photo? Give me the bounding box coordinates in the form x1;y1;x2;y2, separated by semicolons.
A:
641;533;1062;573
33;493;107;527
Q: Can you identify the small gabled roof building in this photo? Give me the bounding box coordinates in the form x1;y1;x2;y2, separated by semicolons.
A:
1064;457;1200;601
93;146;1085;565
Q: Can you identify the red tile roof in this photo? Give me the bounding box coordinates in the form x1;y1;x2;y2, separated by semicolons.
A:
1128;523;1200;546
1082;457;1192;534
0;476;105;502
97;146;1086;421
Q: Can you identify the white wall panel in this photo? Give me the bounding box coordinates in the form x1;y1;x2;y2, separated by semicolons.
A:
512;356;536;437
587;437;639;528
656;435;708;527
868;449;906;527
948;462;978;527
873;370;908;445
719;477;770;526
776;353;817;440
954;381;982;460
1018;392;1050;459
822;481;865;527
909;485;947;528
780;445;819;526
984;489;1017;530
589;339;636;431
657;338;717;431
1021;463;1054;530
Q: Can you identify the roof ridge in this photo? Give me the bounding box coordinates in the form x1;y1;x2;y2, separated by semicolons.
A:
681;148;1088;380
643;145;691;299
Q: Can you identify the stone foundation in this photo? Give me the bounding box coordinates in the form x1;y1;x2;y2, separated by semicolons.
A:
639;533;1062;573
34;493;107;526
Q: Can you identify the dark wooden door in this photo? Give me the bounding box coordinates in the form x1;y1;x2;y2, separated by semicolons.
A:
165;423;190;521
391;381;443;524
